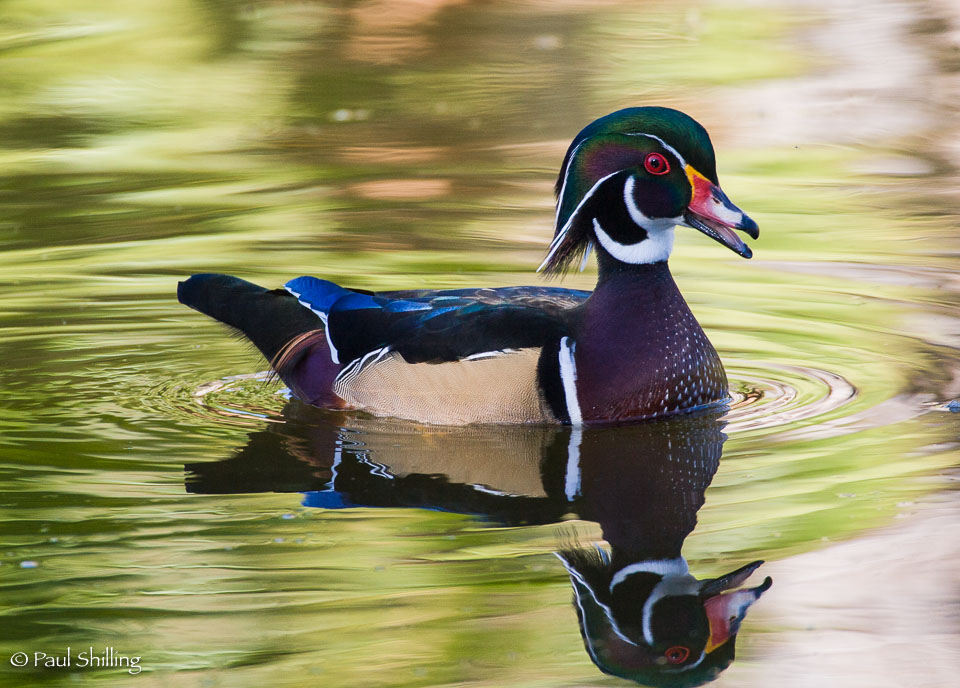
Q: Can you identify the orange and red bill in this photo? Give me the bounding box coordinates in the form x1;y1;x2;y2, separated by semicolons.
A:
683;166;759;258
701;560;772;653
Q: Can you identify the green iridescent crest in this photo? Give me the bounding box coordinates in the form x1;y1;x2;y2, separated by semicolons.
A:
556;107;718;193
554;132;687;232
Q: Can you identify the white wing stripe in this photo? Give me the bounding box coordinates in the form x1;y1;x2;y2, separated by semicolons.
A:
334;346;391;388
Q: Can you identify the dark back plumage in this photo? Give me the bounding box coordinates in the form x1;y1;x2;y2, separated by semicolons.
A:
285;276;588;365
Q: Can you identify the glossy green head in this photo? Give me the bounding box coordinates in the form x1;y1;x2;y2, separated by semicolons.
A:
552;132;692;236
540;107;758;275
555;107;719;195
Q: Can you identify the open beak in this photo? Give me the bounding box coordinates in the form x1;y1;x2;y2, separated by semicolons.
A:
701;560;772;653
683;166;759;259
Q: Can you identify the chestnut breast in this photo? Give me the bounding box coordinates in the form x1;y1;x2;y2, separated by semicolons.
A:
572;264;727;423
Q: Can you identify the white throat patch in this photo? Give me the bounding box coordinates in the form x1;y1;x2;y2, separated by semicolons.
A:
593;218;675;264
590;175;678;264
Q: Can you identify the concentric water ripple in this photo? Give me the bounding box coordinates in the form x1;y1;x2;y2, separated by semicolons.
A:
164;360;861;436
151;372;288;429
725;361;858;434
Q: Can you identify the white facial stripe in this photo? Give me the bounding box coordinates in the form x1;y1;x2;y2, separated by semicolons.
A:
560;132;685;230
544;131;691;271
556;554;639;647
593;217;675;264
536;246;560;274
623;175;644;226
624;175;683;234
538;171;619;272
627;132;688;168
558;336;582;425
555;140;586;228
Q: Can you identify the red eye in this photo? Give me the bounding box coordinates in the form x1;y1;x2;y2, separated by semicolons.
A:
644;152;670;175
665;646;690;664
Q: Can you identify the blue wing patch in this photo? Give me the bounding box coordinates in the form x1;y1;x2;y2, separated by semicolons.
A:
284;277;352;322
285;276;435;319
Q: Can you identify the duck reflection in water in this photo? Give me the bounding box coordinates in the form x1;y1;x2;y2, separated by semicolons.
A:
186;407;770;687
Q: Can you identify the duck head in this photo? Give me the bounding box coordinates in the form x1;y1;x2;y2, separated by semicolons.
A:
539;107;758;274
559;552;771;687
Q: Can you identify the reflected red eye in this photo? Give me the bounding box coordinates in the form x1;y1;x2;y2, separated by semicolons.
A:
644;152;670;175
665;646;690;664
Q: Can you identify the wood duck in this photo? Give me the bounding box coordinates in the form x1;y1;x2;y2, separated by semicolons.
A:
178;107;758;425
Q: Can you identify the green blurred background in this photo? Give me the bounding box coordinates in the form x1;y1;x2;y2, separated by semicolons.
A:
1;1;958;686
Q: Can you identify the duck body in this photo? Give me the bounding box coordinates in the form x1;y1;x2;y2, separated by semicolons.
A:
178;260;724;426
179;107;757;426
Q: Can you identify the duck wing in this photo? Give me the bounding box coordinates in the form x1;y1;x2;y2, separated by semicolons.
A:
283;277;588;366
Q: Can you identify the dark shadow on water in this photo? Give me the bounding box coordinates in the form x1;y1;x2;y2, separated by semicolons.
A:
186;405;770;687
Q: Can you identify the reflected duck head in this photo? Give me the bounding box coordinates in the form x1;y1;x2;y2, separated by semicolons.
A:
559;550;770;687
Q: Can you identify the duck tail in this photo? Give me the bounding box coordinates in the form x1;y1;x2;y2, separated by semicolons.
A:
178;273;342;405
177;274;315;361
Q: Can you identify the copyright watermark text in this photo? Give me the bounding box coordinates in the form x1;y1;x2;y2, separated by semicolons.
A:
9;647;141;674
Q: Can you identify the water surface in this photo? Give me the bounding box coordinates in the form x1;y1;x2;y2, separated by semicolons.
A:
2;1;959;686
